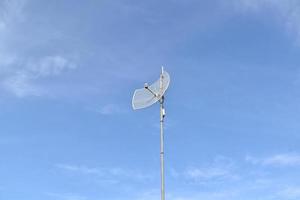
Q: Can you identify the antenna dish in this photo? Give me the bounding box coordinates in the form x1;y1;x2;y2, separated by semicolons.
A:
132;70;170;110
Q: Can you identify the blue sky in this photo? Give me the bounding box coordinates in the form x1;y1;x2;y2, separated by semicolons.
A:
1;0;300;199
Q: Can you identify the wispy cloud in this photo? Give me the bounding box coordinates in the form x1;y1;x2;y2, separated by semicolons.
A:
55;154;300;200
0;20;5;32
184;167;235;181
1;55;77;97
134;189;239;200
46;192;87;200
0;53;16;68
0;0;27;55
55;164;103;176
278;186;300;199
0;0;26;32
229;0;300;44
0;0;170;101
55;163;153;183
172;156;239;184
263;153;300;166
246;153;300;166
27;56;76;76
97;104;126;115
2;71;41;97
0;1;78;98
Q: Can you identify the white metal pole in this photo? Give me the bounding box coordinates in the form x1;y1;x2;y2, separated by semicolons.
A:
160;67;165;200
160;99;165;200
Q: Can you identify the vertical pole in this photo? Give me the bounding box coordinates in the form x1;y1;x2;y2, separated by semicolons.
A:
160;66;165;200
159;66;165;200
160;99;165;200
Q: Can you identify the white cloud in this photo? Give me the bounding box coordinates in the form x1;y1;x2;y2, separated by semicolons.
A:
55;164;103;176
133;185;300;200
278;186;300;199
183;165;240;184
0;0;27;41
229;0;300;44
85;103;127;115
246;153;300;166
1;55;77;97
0;0;26;22
2;71;41;97
170;168;180;178
263;154;300;166
0;53;16;67
0;19;5;31
134;190;160;200
0;1;78;98
46;192;87;200
98;104;125;115
27;56;76;77
55;163;153;183
134;190;239;200
185;167;232;180
174;156;240;183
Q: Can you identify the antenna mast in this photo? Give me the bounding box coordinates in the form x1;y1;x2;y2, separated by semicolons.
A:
160;66;165;200
132;67;170;200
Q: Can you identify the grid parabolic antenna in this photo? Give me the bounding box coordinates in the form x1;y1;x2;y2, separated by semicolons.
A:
132;70;170;110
